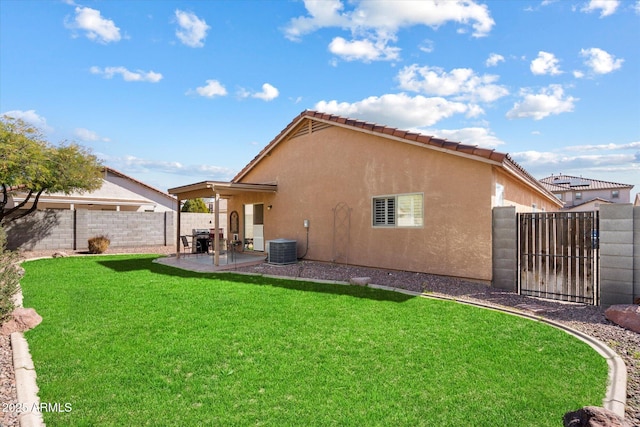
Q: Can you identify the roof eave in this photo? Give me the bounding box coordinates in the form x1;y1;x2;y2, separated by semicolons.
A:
502;157;564;208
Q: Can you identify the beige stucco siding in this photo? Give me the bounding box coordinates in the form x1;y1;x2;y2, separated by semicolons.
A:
492;168;560;212
230;125;496;281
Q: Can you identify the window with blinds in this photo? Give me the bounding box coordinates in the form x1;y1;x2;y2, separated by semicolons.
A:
372;193;423;227
373;197;395;226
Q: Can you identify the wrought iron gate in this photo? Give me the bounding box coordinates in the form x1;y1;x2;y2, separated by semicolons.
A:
518;211;599;305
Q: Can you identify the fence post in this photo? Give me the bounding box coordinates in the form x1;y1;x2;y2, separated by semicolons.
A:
492;206;517;291
599;204;634;307
75;210;89;251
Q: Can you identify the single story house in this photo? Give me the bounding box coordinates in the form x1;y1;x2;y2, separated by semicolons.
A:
539;174;634;211
7;167;177;212
169;110;562;282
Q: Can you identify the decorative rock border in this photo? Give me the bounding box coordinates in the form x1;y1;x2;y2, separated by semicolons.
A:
11;332;44;427
10;284;44;427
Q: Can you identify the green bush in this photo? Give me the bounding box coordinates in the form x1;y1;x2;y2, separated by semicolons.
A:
0;227;20;321
88;235;110;254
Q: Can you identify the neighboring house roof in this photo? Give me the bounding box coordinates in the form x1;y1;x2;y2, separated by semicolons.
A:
539;174;634;192
233;110;562;207
565;197;612;210
8;167;176;211
104;167;176;204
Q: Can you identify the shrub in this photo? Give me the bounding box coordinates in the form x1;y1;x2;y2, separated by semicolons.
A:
0;227;20;322
88;235;110;254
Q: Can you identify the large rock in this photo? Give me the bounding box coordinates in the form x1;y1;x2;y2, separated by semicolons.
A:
349;277;371;286
1;307;42;335
563;406;630;427
605;304;640;333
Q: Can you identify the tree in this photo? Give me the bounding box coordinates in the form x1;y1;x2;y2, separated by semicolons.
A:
0;116;103;225
181;198;209;213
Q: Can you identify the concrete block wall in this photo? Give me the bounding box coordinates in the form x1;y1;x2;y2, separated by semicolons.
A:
492;206;517;291
179;212;226;237
598;204;636;307
5;210;75;251
80;211;169;249
5;209;180;252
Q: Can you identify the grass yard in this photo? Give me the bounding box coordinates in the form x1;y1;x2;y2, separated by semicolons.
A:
20;255;607;426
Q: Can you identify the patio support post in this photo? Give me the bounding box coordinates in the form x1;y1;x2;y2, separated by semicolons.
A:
214;193;220;266
176;197;182;259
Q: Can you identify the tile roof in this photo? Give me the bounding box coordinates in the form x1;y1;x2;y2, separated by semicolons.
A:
539;174;634;191
233;110;508;181
104;167;176;201
232;110;561;206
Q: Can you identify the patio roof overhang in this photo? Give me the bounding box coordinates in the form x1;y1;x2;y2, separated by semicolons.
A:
168;181;277;200
168;180;277;265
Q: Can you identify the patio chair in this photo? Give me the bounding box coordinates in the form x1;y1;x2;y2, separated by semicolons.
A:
180;235;192;255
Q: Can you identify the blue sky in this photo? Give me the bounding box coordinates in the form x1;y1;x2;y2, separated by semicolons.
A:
1;0;639;197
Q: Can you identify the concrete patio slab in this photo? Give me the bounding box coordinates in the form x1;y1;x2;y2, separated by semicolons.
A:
154;251;267;272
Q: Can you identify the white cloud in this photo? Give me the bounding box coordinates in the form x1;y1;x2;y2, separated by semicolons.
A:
189;80;228;98
530;51;562;75
397;65;508;103
106;155;236;180
580;47;624;74
485;53;505;67
329;36;400;62
65;6;121;44
573;70;585;78
511;150;636;172
507;85;577;120
428;127;505;148
564;141;640;151
238;83;280;101
581;0;619;17
174;10;210;48
418;39;435;53
285;1;494;63
74;128;110;143
90;66;163;83
252;83;279;101
1;109;52;132
511;139;640;184
315;93;474;128
284;0;349;41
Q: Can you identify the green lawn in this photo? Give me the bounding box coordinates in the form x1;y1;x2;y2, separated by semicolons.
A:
20;255;607;426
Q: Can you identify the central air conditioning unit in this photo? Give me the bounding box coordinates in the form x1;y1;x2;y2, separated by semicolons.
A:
268;239;297;265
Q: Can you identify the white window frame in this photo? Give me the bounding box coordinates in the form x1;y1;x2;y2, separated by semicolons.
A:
372;193;424;228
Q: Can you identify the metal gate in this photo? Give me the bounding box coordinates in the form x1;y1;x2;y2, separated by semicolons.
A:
518;211;599;304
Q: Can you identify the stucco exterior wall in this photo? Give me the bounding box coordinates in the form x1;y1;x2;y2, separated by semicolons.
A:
492;168;560;213
106;171;177;212
229;125;498;281
558;188;631;207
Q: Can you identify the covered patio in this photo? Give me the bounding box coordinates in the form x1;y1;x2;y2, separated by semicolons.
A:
167;181;277;266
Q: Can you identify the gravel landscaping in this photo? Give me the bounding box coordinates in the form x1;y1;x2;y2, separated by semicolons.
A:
2;246;638;425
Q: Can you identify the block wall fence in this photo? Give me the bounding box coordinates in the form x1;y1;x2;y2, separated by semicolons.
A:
492;204;640;307
4;210;219;252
